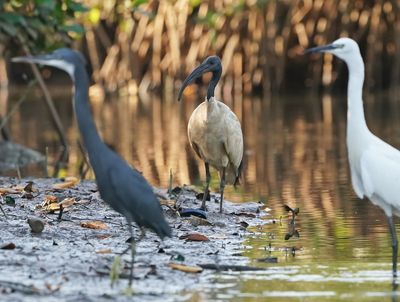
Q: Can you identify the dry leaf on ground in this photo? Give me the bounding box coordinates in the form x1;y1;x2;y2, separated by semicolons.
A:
96;249;112;254
168;263;203;273
53;177;80;189
160;199;176;207
37;196;76;213
80;221;108;230
179;233;209;241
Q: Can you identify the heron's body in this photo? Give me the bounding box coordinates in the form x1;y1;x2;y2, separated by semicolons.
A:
307;37;400;283
188;97;243;184
178;56;244;212
12;49;171;285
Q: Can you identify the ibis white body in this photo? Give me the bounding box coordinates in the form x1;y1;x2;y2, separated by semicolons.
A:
188;97;243;184
178;56;244;212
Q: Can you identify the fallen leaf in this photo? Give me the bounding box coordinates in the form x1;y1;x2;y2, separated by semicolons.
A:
168;263;203;273
53;176;80;189
160;199;176;207
59;197;76;207
0;242;16;250
96;249;112;254
179;233;209;241
24;182;36;193
0;186;23;194
38;196;75;213
81;221;108;230
43;195;58;205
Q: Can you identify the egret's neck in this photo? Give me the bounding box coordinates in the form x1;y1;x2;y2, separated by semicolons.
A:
346;55;367;130
72;67;105;157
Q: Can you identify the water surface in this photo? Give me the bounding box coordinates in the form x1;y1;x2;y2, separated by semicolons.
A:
4;87;400;301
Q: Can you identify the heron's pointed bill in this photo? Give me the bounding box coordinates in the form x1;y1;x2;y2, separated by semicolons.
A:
305;43;342;54
12;53;75;77
177;63;211;101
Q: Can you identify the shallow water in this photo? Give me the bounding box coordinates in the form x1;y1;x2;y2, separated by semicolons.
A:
4;86;400;300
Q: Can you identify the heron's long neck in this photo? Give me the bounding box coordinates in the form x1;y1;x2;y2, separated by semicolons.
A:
346;55;368;131
207;68;221;100
73;68;105;157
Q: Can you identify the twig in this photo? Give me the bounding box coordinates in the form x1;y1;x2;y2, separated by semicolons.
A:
197;264;266;271
17;36;69;177
57;204;64;220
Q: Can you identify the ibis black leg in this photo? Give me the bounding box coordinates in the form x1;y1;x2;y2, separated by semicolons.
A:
201;163;211;210
388;215;398;286
219;168;226;213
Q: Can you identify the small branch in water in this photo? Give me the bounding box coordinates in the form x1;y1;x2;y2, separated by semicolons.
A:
17;35;69;177
0;80;36;133
197;264;266;271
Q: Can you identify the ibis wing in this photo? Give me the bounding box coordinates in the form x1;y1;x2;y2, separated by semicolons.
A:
360;147;400;210
223;111;244;169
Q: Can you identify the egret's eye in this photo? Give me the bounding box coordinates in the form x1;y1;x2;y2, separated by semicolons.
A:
335;44;345;49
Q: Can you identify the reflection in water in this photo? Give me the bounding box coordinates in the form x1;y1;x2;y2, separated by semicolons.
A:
5;87;400;299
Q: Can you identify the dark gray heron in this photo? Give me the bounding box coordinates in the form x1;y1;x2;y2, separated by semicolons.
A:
178;56;244;213
12;48;171;286
306;37;400;286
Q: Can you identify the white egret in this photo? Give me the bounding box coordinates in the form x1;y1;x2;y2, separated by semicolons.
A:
306;38;400;282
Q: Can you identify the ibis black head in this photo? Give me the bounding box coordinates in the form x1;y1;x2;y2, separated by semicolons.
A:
12;48;86;80
178;55;222;101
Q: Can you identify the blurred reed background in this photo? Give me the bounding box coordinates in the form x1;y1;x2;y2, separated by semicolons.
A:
76;0;400;97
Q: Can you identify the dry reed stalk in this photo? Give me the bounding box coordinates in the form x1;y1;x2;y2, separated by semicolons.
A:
85;28;101;83
165;1;180;74
152;1;165;86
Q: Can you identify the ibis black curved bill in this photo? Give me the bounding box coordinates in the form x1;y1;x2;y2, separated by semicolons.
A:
305;43;343;54
177;56;222;101
177;63;210;101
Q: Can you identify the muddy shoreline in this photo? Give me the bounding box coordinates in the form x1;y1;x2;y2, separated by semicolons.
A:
0;177;272;301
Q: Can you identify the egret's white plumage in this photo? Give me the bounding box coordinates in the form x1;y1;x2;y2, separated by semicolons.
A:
307;37;400;282
178;56;244;213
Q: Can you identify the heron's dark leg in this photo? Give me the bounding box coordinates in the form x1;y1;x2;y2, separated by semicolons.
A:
128;221;135;287
200;162;211;210
219;167;226;213
388;215;398;287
